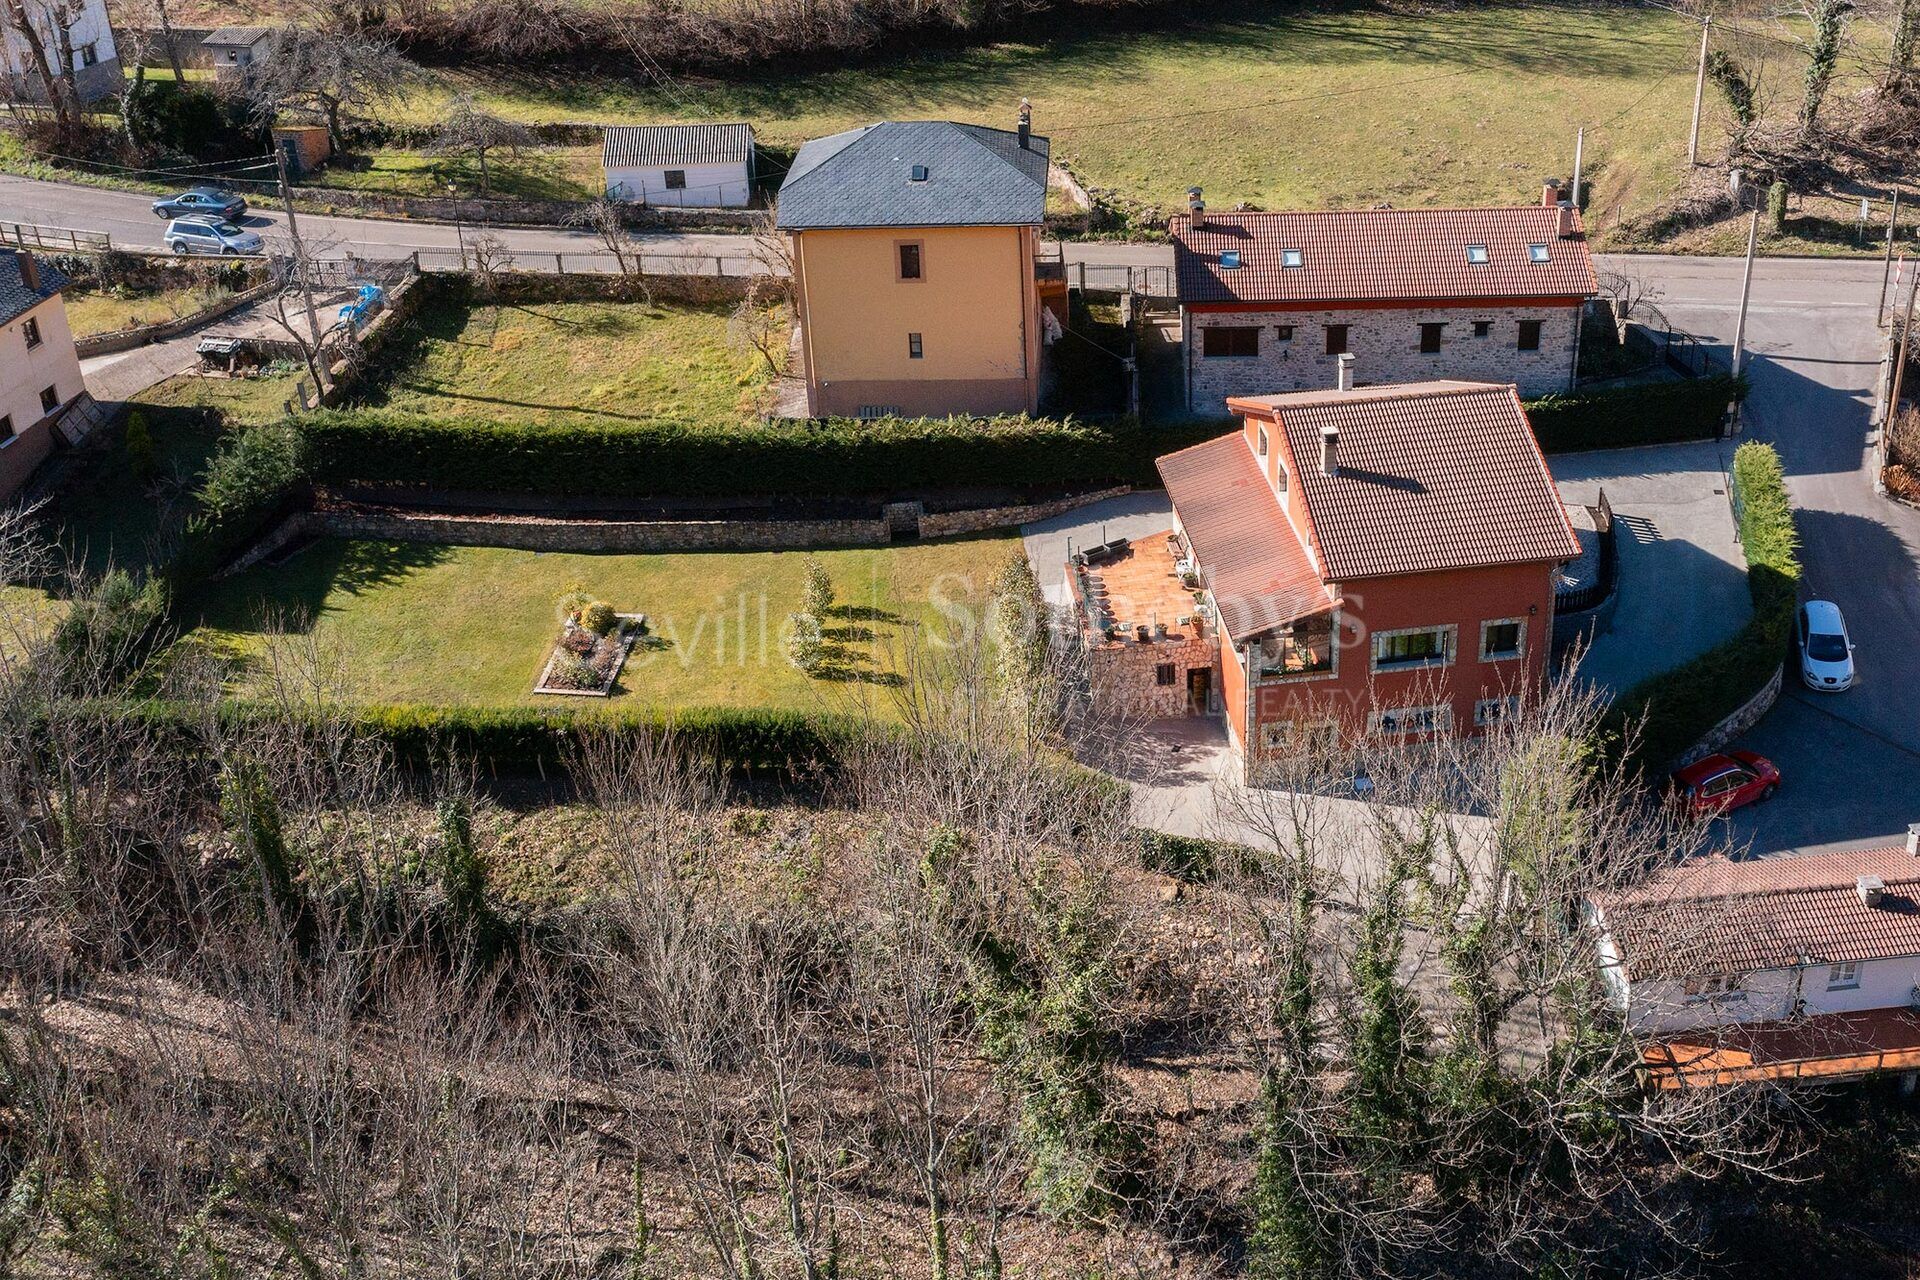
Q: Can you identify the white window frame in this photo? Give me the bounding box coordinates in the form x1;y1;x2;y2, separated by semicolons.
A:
1370;623;1455;672
1479;617;1526;663
1280;248;1305;268
1474;696;1520;728
1527;242;1551;263
1369;704;1453;737
1466;243;1490;265
1827;960;1861;991
1256;425;1268;457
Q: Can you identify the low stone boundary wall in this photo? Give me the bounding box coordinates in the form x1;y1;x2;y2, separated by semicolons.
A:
1671;663;1784;771
283;185;765;232
222;485;1133;573
73;279;279;358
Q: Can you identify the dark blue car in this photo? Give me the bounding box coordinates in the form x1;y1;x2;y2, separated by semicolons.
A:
151;186;248;221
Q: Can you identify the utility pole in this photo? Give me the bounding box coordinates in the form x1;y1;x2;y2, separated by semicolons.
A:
1731;208;1759;379
447;181;467;272
1571;126;1585;212
1688;12;1712;167
1880;188;1904;325
274;144;328;390
1891;265;1919;422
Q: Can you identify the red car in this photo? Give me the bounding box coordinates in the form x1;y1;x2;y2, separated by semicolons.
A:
1670;751;1781;816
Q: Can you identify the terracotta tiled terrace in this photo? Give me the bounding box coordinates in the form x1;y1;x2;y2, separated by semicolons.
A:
1068;530;1208;651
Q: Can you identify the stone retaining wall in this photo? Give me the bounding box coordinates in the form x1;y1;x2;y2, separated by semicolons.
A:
73;279;280;358
284;185;766;232
1671;663;1784;771
918;485;1131;538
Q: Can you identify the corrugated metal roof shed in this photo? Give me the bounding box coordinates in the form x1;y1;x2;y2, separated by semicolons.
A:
602;123;755;170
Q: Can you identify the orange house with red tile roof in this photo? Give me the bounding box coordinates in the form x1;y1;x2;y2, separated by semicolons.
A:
1152;378;1579;771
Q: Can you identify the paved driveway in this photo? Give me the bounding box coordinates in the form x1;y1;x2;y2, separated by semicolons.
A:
1022;491;1175;608
1548;439;1750;694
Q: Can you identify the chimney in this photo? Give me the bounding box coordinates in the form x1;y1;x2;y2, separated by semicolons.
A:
16;250;38;292
1557;202;1577;239
1319;424;1339;477
1541;178;1561;208
1017;98;1032;150
1187;186;1205;229
1908;822;1920;856
1859;874;1888;908
1335;351;1355;392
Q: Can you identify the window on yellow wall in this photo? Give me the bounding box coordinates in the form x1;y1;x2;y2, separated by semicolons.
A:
898;242;923;281
908;332;923;360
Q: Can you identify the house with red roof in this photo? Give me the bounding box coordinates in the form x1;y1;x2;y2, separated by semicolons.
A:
1070;376;1578;767
1170;185;1597;413
1589;831;1920;1088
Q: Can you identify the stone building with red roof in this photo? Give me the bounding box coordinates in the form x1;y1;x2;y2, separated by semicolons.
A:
1065;376;1579;767
1589;831;1920;1087
1170;185;1597;412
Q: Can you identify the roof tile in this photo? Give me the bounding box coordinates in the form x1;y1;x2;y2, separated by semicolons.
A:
1599;845;1920;982
1237;381;1579;581
0;250;68;327
1171;206;1598;306
776;121;1048;231
602;123;754;170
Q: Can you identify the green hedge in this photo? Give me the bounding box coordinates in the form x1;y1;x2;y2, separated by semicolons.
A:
1605;441;1798;772
294;408;1213;500
94;699;868;777
1526;374;1746;453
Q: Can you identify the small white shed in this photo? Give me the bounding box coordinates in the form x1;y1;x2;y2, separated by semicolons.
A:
202;26;274;83
602;123;755;209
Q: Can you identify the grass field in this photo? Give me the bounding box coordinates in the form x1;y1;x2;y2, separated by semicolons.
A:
62;283;240;338
351;295;784;424
180;534;1020;709
317;146;604;201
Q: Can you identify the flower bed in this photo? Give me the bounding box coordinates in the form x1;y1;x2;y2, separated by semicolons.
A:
534;609;645;698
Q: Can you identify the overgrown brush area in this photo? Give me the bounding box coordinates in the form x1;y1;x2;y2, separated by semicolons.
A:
6;500;1920;1277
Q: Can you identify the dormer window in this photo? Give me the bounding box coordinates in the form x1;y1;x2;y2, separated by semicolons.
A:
1528;243;1551;263
909;164;929;182
1280;248;1305;269
1466;244;1490;265
1220;250;1241;270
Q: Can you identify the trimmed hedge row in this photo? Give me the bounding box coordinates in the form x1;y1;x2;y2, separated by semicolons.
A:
1605;441;1798;772
1527;374;1746;454
296;408;1210;499
96;699;869;777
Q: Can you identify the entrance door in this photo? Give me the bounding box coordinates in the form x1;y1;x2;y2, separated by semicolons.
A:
1185;667;1212;715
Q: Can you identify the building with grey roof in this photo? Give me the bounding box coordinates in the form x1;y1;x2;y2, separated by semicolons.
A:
1;251;81;501
775;109;1066;421
603;123;756;209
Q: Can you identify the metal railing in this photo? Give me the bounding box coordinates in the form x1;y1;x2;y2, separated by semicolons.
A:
0;220;112;252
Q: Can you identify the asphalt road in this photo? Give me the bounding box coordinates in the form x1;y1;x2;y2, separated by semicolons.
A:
1633;254;1920;857
9;175;1915;851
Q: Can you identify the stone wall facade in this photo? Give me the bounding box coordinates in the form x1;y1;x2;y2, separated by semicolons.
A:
1183;302;1581;412
918;486;1130;539
1088;632;1220;720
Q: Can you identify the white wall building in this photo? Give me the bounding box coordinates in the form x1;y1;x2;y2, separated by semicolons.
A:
1588;831;1920;1087
602;123;755;209
0;251;80;502
2;0;121;104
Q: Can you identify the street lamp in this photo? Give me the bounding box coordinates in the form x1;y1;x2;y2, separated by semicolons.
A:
446;180;466;272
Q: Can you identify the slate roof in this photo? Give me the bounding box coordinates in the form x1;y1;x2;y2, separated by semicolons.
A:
1229;381;1580;582
0;250;69;327
1598;845;1920;983
602;123;754;170
1155;432;1333;643
775;120;1049;231
1170;206;1598;306
202;26;275;45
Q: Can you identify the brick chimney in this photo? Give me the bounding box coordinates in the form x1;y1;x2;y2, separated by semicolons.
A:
1541;178;1561;208
16;250;39;292
1017;98;1032;150
1335;351;1355;392
1187;186;1205;229
1557;202;1577;239
1319;424;1340;477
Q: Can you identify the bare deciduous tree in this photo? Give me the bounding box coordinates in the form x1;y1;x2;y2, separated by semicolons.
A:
247;26;419;149
427;94;535;194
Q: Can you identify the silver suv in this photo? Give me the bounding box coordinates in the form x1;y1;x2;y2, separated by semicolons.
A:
164;217;264;256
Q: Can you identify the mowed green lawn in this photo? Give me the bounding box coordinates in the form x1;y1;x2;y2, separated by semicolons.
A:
371;2;1712;231
180;534;1021;709
352;295;784;425
315;146;604;202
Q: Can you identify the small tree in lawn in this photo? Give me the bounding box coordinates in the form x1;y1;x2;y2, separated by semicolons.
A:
567;196;653;303
786;611;826;673
801;555;834;619
428;95;536;195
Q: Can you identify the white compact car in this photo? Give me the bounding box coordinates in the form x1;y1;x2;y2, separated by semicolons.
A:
164;217;263;256
1796;599;1855;692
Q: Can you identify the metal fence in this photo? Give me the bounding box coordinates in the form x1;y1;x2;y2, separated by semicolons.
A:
0;220;112;252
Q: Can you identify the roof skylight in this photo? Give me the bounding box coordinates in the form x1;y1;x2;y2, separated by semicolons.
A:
1466;244;1490;265
1280;248;1304;268
909;164;929;182
1220;249;1241;269
1528;243;1551;262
